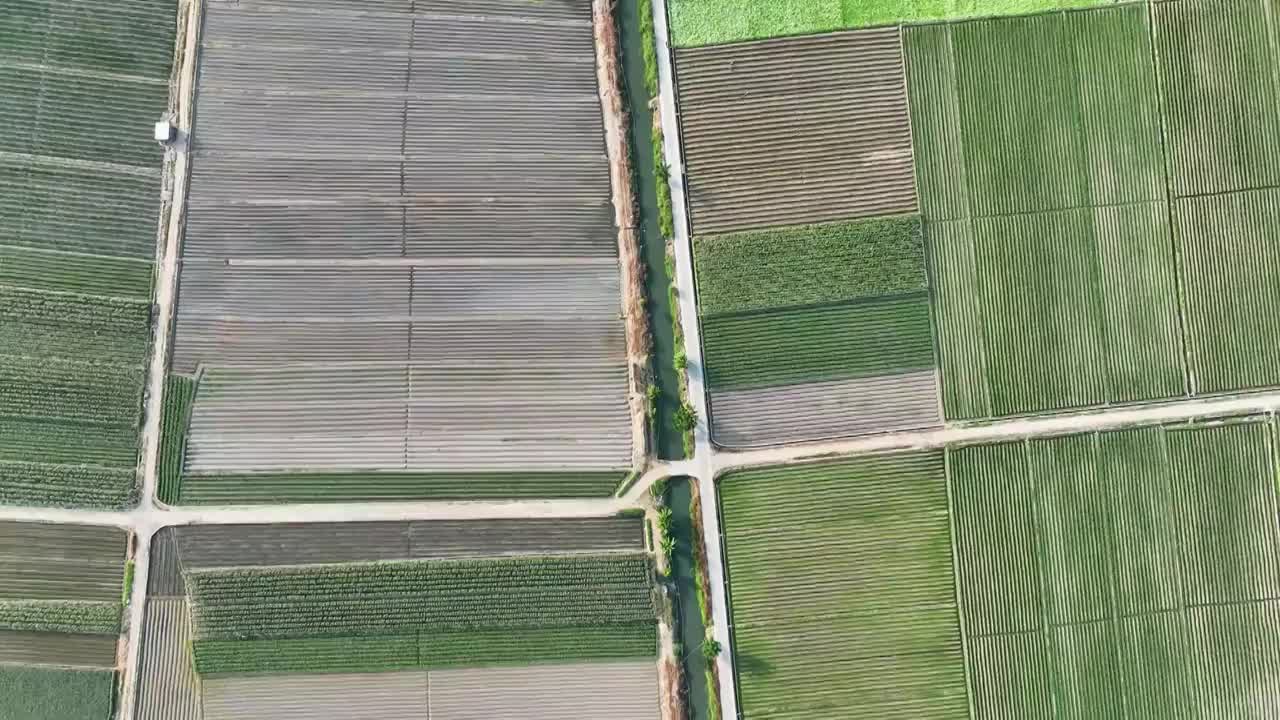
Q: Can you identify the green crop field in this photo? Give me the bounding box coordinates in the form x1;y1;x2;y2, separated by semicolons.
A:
0;599;122;635
720;451;968;718
667;0;1109;47
903;0;1280;418
0;246;152;300
156;374;197;505
0;0;173;508
720;417;1280;718
185;553;657;674
694;216;926;317
1173;189;1280;394
1154;0;1280;197
952;419;1280;716
702;294;935;391
926;205;1185;417
694;216;938;420
0;667;114;720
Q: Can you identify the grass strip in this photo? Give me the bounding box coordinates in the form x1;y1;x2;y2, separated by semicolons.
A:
0;600;122;635
702;293;936;391
0;666;114;720
695;215;925;316
177;471;624;504
0;461;136;509
157;374;197;505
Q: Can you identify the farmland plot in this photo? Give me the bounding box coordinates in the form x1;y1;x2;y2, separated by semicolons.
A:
906;6;1193;419
676;29;945;446
950;419;1280;718
676;30;917;234
428;661;659;720
135;516;655;717
0;522;127;718
719;453;969;719
169;0;634;502
693;215;942;446
910;0;1280;415
0;0;173;507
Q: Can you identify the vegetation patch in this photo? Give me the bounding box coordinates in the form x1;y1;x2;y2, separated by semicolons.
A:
157;374;198;505
0;600;122;635
701;293;936;390
0;666;114;720
1153;0;1280;197
927;205;1184;418
186;554;657;675
719;451;966;718
695;215;925;316
1173;189;1280;394
951;419;1280;716
0;461;135;509
906;6;1164;221
0;246;152;300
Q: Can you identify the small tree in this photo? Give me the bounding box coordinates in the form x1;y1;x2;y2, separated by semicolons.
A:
701;637;722;661
674;403;696;433
660;535;676;562
657;506;673;534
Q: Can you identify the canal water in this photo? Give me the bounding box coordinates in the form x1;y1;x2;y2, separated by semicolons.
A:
616;0;684;460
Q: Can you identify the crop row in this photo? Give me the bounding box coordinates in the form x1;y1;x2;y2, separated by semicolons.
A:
694;215;926;316
0;246;153;300
187;554;651;600
701;293;936;391
0;311;150;366
0;666;114;720
0;0;177;79
0;600;121;635
187;554;654;641
0;160;161;259
192;623;657;675
0;418;138;468
0;356;144;425
0;286;151;336
719;450;963;718
0;65;168;167
156;374;196;505
0;461;136;510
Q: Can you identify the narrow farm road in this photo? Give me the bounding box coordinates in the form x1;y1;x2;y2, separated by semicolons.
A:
651;0;742;717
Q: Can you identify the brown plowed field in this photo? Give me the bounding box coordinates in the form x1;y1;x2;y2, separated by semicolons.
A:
675;29;917;234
